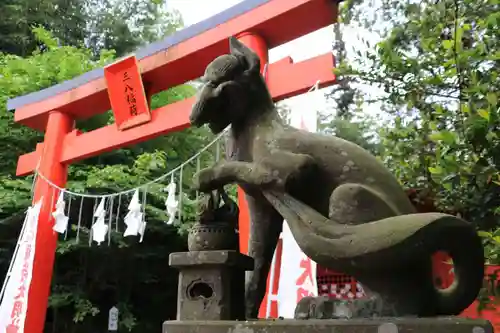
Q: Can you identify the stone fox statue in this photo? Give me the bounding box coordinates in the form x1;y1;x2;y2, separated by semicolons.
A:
189;37;485;319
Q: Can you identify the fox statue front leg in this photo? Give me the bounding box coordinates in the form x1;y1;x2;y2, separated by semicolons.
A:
193;161;285;193
193;154;316;318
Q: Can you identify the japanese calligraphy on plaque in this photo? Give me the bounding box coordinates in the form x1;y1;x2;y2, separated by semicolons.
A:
104;55;151;131
123;71;138;116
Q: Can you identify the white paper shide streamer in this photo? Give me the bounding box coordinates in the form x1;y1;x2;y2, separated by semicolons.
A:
92;198;108;245
124;189;145;237
164;180;178;225
52;192;69;234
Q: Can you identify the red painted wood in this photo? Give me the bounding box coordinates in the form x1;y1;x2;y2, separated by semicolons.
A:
434;260;500;329
25;111;74;333
235;33;269;269
237;32;269;72
258;238;283;318
238;187;251;255
461;298;500;332
17;53;336;176
459;265;500;330
232;32;275;319
103;55;151;131
13;0;338;131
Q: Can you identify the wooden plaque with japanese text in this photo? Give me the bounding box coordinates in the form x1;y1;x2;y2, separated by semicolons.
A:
104;55;151;131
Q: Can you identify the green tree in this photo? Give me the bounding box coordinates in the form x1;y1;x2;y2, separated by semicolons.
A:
319;112;382;155
85;0;183;57
322;8;382;155
0;0;182;58
0;26;218;332
0;0;87;56
340;0;500;254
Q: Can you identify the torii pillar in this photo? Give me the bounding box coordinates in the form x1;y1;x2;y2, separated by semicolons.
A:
8;0;340;331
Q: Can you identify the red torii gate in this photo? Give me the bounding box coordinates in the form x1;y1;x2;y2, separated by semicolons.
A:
9;0;339;331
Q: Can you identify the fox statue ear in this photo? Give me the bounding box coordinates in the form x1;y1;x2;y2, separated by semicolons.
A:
228;36;260;74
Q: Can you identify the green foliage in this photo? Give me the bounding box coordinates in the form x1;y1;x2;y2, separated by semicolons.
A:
320;115;382;155
0;0;182;58
0;28;116;218
0;25;218;332
85;0;183;57
0;0;87;56
323;13;382;155
479;230;500;266
341;0;500;251
320;87;382;155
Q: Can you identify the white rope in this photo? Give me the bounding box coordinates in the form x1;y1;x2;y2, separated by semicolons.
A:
35;128;228;199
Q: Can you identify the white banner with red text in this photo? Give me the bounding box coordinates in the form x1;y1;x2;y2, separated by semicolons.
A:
0;199;42;333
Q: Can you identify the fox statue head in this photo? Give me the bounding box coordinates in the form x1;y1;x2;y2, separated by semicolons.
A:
189;37;274;134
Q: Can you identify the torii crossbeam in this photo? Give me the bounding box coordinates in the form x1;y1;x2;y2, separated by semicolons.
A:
9;0;339;331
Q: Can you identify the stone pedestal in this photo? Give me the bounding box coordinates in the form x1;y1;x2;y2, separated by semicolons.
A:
164;196;494;333
295;296;399;319
169;250;254;321
163;317;493;333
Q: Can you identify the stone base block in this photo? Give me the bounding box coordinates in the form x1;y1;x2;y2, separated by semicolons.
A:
295;296;396;319
169;250;254;321
163;317;493;333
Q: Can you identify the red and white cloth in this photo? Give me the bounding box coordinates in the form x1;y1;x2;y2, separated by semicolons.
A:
0;200;42;333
